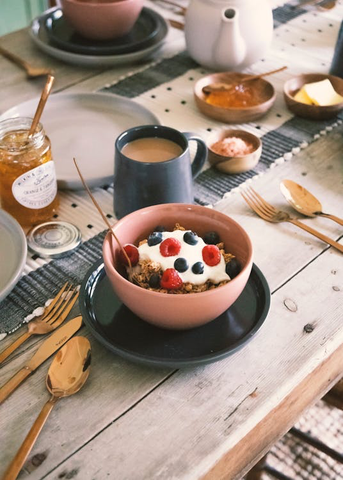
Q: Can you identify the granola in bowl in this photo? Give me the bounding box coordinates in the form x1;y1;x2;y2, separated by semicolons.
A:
119;224;241;294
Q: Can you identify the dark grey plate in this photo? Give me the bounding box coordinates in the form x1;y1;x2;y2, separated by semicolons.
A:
79;260;271;368
44;7;164;56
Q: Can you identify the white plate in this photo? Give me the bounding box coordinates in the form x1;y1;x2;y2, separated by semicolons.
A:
0;210;27;302
0;92;160;189
29;8;168;67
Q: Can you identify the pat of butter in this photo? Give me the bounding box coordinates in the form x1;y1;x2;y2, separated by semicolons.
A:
294;88;313;105
296;79;343;106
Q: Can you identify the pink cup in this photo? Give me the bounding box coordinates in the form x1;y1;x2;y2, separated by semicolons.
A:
60;0;144;41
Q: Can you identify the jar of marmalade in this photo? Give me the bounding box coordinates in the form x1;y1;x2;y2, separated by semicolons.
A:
0;117;59;227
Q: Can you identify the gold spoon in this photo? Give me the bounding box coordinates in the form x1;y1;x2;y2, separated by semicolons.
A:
3;337;91;480
280;179;343;226
28;74;55;138
202;66;287;94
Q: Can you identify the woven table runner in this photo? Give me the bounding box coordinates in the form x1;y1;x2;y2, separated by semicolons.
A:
1;1;343;335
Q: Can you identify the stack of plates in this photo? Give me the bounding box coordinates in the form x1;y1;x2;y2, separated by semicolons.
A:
30;7;169;67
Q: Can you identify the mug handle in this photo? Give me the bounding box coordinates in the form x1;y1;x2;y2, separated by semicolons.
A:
183;132;207;179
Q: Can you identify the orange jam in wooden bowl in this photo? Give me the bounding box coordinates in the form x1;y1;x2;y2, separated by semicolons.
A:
205;84;259;108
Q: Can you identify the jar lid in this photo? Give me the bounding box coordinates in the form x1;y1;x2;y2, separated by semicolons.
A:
27;221;82;259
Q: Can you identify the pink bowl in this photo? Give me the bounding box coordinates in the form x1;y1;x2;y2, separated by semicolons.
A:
103;204;253;330
60;0;144;41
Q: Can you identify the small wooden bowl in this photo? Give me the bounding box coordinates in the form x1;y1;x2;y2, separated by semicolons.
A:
207;129;262;174
283;73;343;120
194;72;276;124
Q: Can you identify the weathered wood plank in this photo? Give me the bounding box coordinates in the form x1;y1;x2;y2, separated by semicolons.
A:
26;246;343;480
0;131;342;479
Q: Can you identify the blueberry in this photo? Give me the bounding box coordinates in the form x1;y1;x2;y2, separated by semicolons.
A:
183;231;199;245
225;258;241;278
148;231;163;246
192;262;204;274
154;225;166;232
203;231;220;245
174;257;189;272
149;273;161;288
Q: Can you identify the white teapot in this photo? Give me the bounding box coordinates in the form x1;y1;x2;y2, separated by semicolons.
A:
185;0;273;70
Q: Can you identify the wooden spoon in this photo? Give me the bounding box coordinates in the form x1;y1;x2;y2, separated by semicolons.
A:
280;179;343;226
0;45;54;78
28;74;55;137
2;337;91;480
202;66;287;94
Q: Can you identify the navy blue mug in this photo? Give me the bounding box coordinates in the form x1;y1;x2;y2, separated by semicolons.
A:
114;125;207;219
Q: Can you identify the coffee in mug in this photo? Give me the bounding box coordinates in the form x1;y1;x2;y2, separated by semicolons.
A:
121;137;183;163
114;125;207;219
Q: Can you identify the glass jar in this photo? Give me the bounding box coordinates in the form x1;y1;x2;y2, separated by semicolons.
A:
0;117;59;227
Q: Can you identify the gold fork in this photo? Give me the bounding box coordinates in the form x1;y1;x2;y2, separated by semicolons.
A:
0;283;79;364
0;45;54;79
241;186;343;253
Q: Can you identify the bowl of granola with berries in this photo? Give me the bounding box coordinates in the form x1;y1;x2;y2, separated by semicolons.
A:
103;203;253;329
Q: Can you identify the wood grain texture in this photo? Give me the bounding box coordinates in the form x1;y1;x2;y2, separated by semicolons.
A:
1;131;342;479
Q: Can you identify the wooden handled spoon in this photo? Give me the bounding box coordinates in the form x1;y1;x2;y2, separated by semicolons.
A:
0;45;53;78
280;179;343;226
28;74;55;137
2;337;91;480
202;66;287;94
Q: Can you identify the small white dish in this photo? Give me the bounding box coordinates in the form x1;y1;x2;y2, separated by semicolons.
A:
0;210;27;302
0;92;160;190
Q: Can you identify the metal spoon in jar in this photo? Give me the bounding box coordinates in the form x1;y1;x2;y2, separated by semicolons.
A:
280;179;343;226
28;74;55;137
3;337;91;480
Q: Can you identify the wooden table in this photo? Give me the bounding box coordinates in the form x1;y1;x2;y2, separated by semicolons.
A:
1;3;343;479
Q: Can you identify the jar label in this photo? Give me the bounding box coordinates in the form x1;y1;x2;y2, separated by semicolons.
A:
12;161;57;210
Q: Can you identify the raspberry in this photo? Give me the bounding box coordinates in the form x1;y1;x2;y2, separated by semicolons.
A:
202;245;221;266
159;237;181;257
160;268;183;290
119;244;139;266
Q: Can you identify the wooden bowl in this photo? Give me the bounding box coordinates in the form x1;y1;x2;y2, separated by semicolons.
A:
207;129;262;174
194;72;276;124
283;73;343;120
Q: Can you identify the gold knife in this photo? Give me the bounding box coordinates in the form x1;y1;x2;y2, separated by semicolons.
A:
0;315;83;405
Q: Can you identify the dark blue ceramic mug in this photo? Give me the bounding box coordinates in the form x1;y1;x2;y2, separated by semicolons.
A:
114;125;207;219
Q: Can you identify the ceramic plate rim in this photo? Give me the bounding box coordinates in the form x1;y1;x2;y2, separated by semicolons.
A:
30;7;168;67
0;92;161;190
79;259;271;368
0;210;27;302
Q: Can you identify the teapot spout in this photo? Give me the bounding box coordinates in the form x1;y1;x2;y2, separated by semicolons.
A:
213;8;246;70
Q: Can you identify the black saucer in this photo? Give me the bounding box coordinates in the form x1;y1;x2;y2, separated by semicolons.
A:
79;260;271;368
44;7;165;56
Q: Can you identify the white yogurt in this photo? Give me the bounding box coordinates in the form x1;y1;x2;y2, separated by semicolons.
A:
137;229;230;285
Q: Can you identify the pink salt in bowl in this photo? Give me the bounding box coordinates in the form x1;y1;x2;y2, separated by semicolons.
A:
103;203;253;330
207;129;262;175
